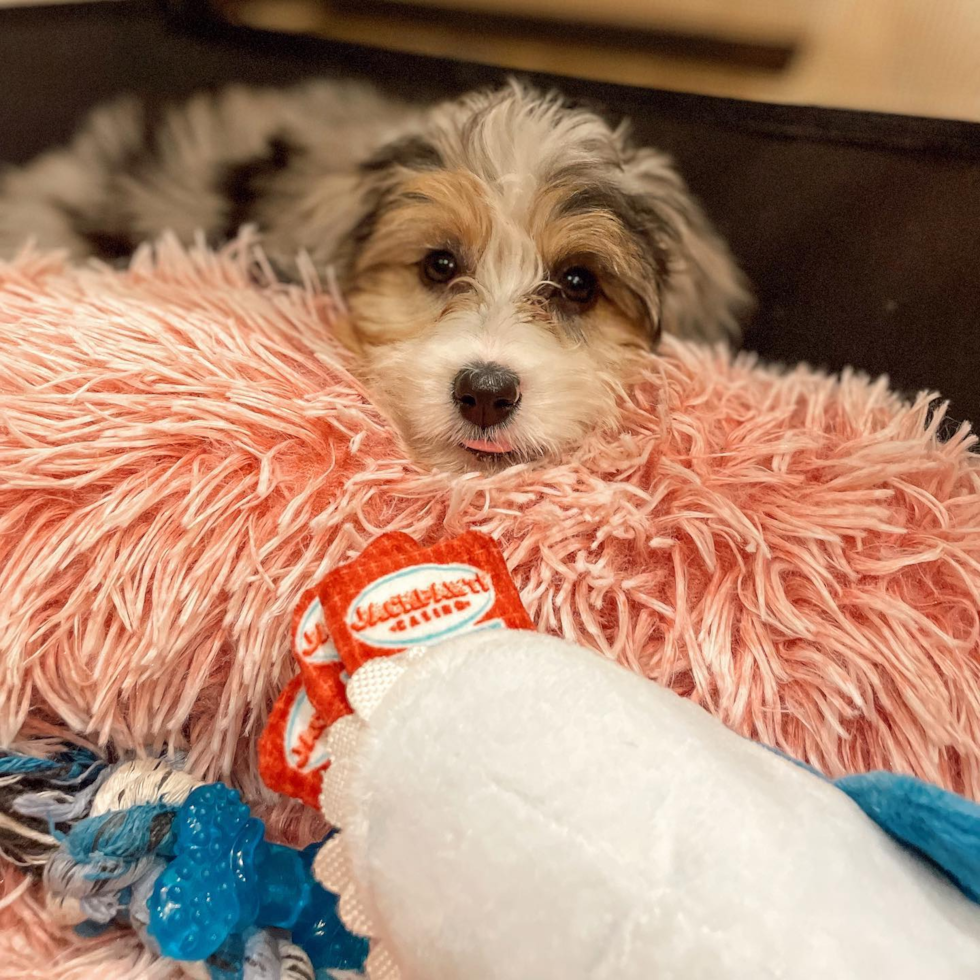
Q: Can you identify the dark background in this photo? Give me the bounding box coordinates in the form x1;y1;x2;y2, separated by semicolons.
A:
1;0;977;428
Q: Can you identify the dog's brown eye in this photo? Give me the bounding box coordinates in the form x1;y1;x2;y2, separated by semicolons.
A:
421;249;458;284
559;265;598;307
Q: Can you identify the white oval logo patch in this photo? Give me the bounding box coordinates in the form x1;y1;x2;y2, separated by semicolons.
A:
294;594;339;664
347;563;495;647
284;688;330;773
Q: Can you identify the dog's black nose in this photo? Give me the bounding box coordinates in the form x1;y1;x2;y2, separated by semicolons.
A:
453;364;521;429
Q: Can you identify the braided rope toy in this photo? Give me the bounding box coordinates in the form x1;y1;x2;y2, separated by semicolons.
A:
0;746;367;979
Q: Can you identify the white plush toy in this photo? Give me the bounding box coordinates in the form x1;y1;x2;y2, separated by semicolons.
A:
313;630;980;979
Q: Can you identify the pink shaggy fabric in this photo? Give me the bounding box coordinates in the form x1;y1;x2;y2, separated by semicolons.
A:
2;234;980;976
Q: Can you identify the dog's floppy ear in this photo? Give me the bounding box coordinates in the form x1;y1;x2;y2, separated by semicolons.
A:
327;134;446;278
622;147;752;343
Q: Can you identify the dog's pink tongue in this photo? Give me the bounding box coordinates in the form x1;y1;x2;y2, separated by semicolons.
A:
464;436;514;454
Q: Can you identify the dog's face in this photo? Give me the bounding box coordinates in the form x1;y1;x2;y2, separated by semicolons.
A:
333;84;748;471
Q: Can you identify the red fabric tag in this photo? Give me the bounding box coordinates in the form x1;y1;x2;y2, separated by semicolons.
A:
257;674;330;808
318;530;533;674
259;530;531;807
261;533;422;806
293;533;421;721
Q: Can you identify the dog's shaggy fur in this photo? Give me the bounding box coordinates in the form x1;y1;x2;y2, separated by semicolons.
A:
0;79;749;470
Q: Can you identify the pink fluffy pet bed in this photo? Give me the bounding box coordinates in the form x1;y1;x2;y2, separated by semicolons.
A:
2;234;980;977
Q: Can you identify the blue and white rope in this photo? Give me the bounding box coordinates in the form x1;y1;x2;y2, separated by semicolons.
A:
0;745;366;980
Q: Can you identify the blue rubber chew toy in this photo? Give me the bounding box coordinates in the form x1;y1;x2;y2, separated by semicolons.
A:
147;784;366;971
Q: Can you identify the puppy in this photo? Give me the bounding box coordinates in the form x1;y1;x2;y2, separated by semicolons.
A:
0;79;750;470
